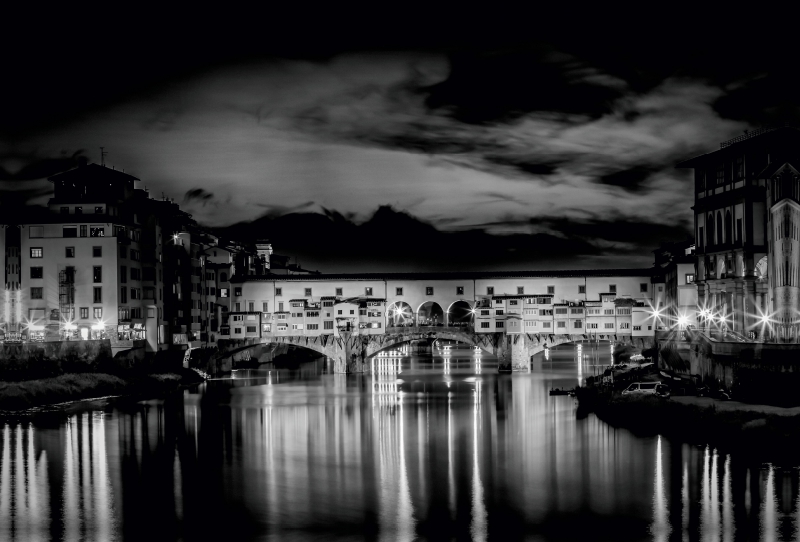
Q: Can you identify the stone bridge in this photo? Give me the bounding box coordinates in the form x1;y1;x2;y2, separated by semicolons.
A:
216;327;653;373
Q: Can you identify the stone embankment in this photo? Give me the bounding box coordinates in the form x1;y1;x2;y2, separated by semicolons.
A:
0;369;205;413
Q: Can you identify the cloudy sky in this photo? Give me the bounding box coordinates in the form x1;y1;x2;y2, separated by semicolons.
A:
2;11;796;272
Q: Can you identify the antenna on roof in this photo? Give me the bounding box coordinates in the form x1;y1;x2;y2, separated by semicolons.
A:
100;147;107;167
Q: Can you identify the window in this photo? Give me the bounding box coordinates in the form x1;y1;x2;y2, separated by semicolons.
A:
307;323;319;330
604;323;614;329
305;288;312;296
324;321;334;330
633;325;642;331
480;322;490;329
63;226;77;237
365;287;373;296
496;321;504;328
234;327;242;334
95;206;103;214
658;286;663;292
93;266;102;283
640;283;648;293
121;286;127;303
79;225;87;237
604;309;614;315
620;322;630;329
30;287;42;299
246;326;257;333
557;321;566;328
396;287;403;296
609;284;616;293
487;287;494;295
587;323;598;329
349;310;355;315
509;300;518;306
130;249;139;261
579;285;586;294
617;308;631;315
29;226;43;238
547;285;554;294
235;302;241;311
496;309;504;316
80;307;89;319
249;302;254;312
517;286;524;294
66;247;75;258
90;227;104;237
30;248;43;258
480;310;490;316
574;320;583;328
542;322;551;328
93;246;102;257
456;286;464;295
94;307;102;318
426;287;434;295
262;302;269;312
30;267;43;279
234;287;242;296
93;287;102;303
686;274;695;284
130;268;140;280
335;288;343;296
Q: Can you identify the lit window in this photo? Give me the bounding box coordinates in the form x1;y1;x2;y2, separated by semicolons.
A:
365;287;373;296
94;307;102;318
90;227;104;237
275;288;282;296
396;287;403;295
487;287;494;295
30;248;43;258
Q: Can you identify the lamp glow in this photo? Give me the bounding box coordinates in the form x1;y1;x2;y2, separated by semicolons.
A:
678;315;689;327
64;323;77;330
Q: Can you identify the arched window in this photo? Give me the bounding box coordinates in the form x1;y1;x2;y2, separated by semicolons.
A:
725;210;733;244
707;214;715;247
716;212;723;244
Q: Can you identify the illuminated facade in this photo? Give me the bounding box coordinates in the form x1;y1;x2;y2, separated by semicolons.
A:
232;271;659;341
679;125;800;341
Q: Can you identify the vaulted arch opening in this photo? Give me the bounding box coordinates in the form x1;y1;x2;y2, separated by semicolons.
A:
387;302;415;327
417;302;444;327
725;210;733;245
447;300;472;327
716;211;724;244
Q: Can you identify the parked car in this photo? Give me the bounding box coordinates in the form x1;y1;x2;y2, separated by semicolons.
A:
655;384;671;399
622;382;665;397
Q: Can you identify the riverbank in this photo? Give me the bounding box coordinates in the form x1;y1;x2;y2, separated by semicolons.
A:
0;369;205;412
577;388;800;463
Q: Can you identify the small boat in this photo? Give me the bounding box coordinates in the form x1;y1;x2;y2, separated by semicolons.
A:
549;388;573;396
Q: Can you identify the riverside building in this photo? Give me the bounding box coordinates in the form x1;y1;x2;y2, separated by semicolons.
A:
678;124;800;341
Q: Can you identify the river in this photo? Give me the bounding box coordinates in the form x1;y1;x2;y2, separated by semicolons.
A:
0;341;798;541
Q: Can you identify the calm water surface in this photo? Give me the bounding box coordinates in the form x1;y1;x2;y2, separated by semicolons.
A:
1;341;799;541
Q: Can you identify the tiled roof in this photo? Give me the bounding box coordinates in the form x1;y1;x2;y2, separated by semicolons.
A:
231;268;654;283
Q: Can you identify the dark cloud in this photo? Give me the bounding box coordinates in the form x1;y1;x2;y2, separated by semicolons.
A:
215;205;680;272
184;188;215;204
597;165;661;193
423;45;626;124
482;155;562;177
254;201;316;218
0;151;86;181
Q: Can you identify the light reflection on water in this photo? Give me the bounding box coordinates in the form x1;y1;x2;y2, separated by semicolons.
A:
0;342;799;540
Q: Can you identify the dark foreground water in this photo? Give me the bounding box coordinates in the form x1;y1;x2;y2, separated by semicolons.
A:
1;341;799;541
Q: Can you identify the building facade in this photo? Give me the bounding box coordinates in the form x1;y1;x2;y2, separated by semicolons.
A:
678;125;800;341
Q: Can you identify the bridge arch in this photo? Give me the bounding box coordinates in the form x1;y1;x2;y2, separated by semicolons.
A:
417;301;444;326
446;300;473;327
387;301;415;327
